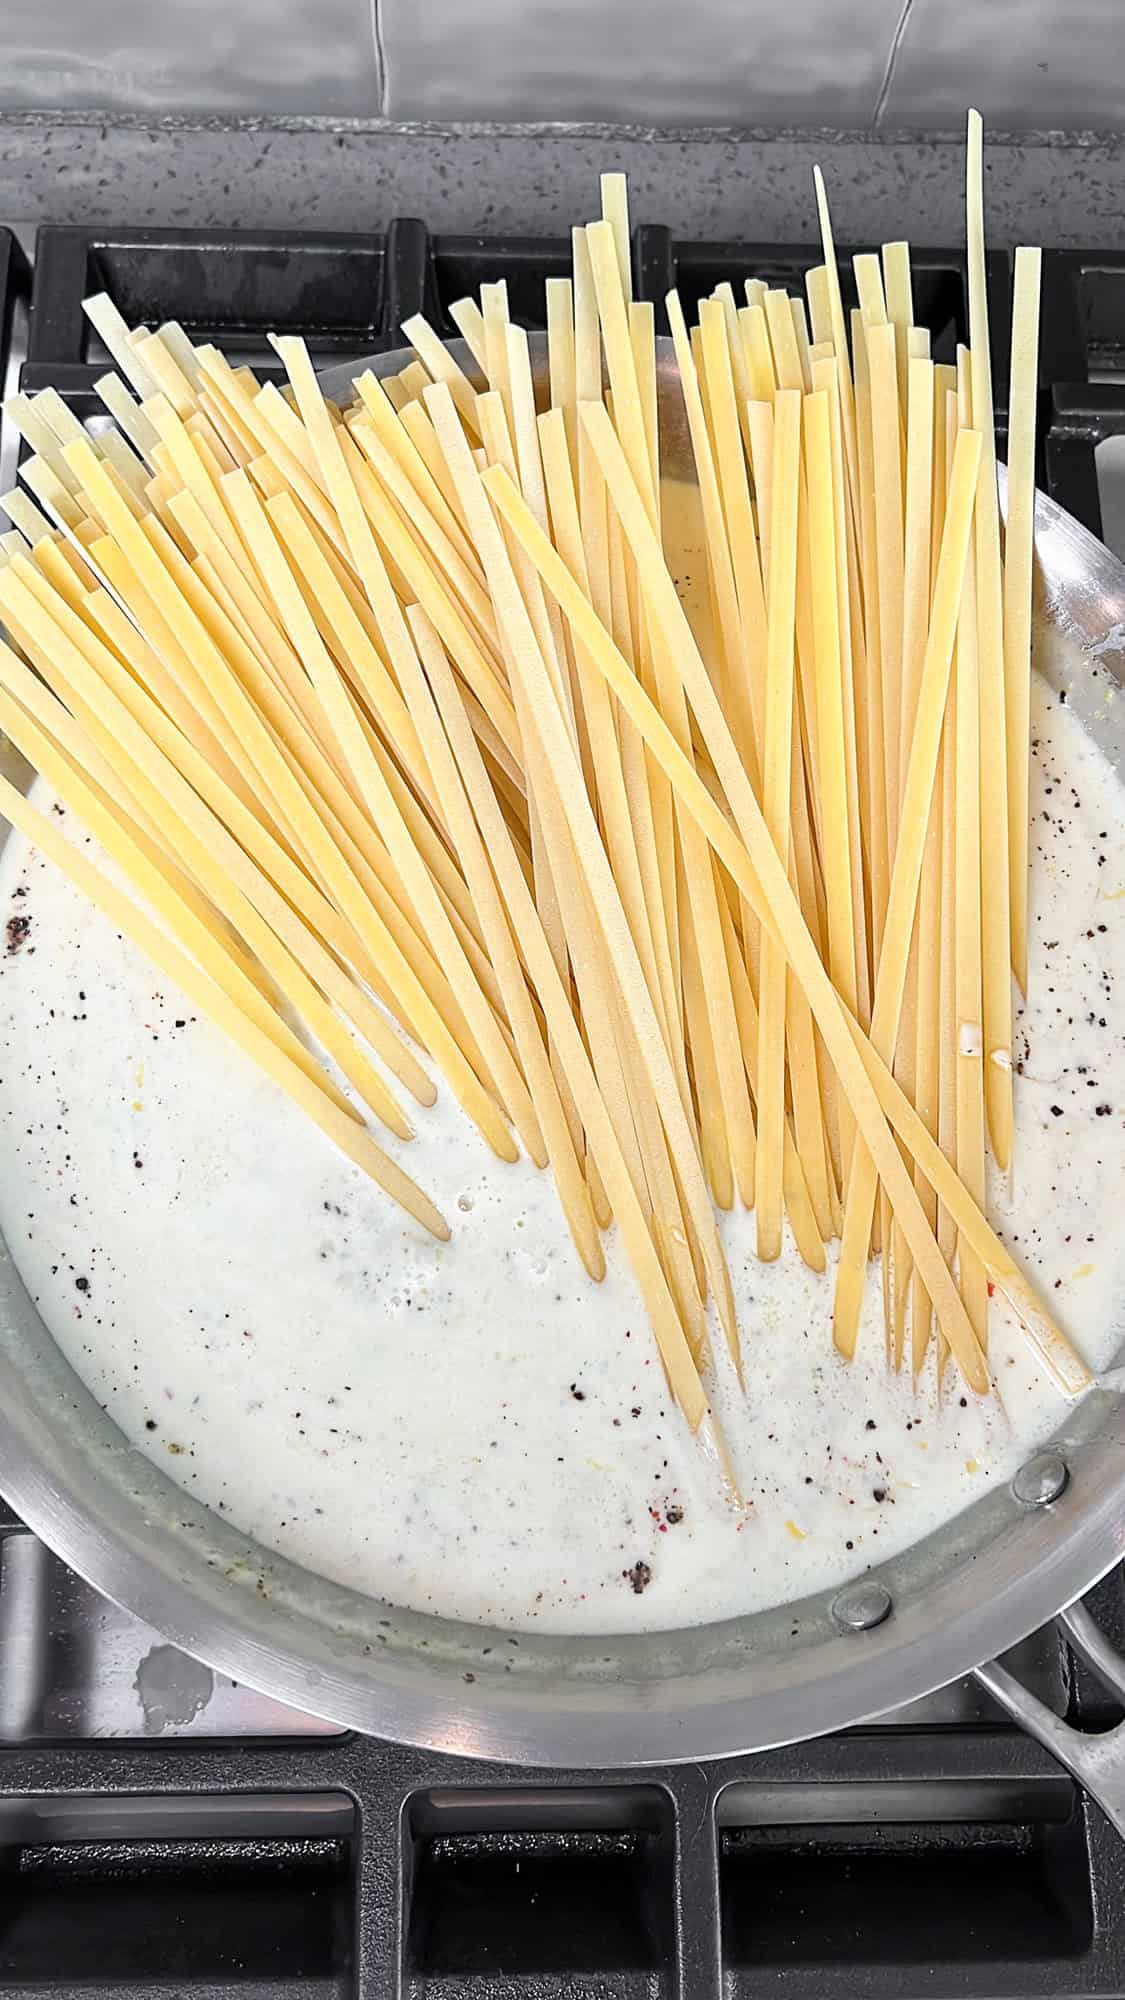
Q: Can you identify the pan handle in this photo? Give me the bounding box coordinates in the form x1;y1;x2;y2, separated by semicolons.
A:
973;1601;1125;1839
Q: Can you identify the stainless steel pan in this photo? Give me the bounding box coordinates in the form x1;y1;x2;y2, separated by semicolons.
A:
1;337;1124;1820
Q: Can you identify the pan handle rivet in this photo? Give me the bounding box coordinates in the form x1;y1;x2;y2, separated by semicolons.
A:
831;1580;892;1631
1012;1451;1069;1506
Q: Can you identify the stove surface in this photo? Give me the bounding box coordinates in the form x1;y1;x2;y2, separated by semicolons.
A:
1;213;1125;1998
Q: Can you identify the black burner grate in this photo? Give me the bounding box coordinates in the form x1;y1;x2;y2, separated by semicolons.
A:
0;227;29;379
21;220;1123;546
2;1615;1125;2000
23;220;1012;403
1037;251;1125;541
4;215;1125;1998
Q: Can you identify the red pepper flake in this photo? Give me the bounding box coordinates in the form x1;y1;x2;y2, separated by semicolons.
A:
987;1281;995;1297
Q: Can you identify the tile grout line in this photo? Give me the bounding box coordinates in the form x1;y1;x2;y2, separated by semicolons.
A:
371;0;390;118
873;0;920;128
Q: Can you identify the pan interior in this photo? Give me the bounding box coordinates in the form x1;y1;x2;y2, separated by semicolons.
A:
0;338;1123;1766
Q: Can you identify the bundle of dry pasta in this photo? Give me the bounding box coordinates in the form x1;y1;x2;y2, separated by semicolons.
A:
0;113;1088;1430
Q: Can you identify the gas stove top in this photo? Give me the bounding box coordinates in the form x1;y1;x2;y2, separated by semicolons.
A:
1;213;1125;1999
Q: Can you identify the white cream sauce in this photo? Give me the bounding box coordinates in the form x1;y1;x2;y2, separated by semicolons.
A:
0;675;1122;1634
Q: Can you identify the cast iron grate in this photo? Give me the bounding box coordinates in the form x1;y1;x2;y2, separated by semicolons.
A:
3;1651;1125;2000
22;219;1011;413
0;227;29;383
22;223;1123;540
1037;251;1125;541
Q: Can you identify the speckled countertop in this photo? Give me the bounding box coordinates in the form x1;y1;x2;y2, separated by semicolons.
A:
0;113;1121;245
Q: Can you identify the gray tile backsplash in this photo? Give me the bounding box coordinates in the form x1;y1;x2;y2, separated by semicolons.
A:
1;0;382;117
378;0;1123;128
880;0;1125;131
0;0;1119;131
379;0;902;127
